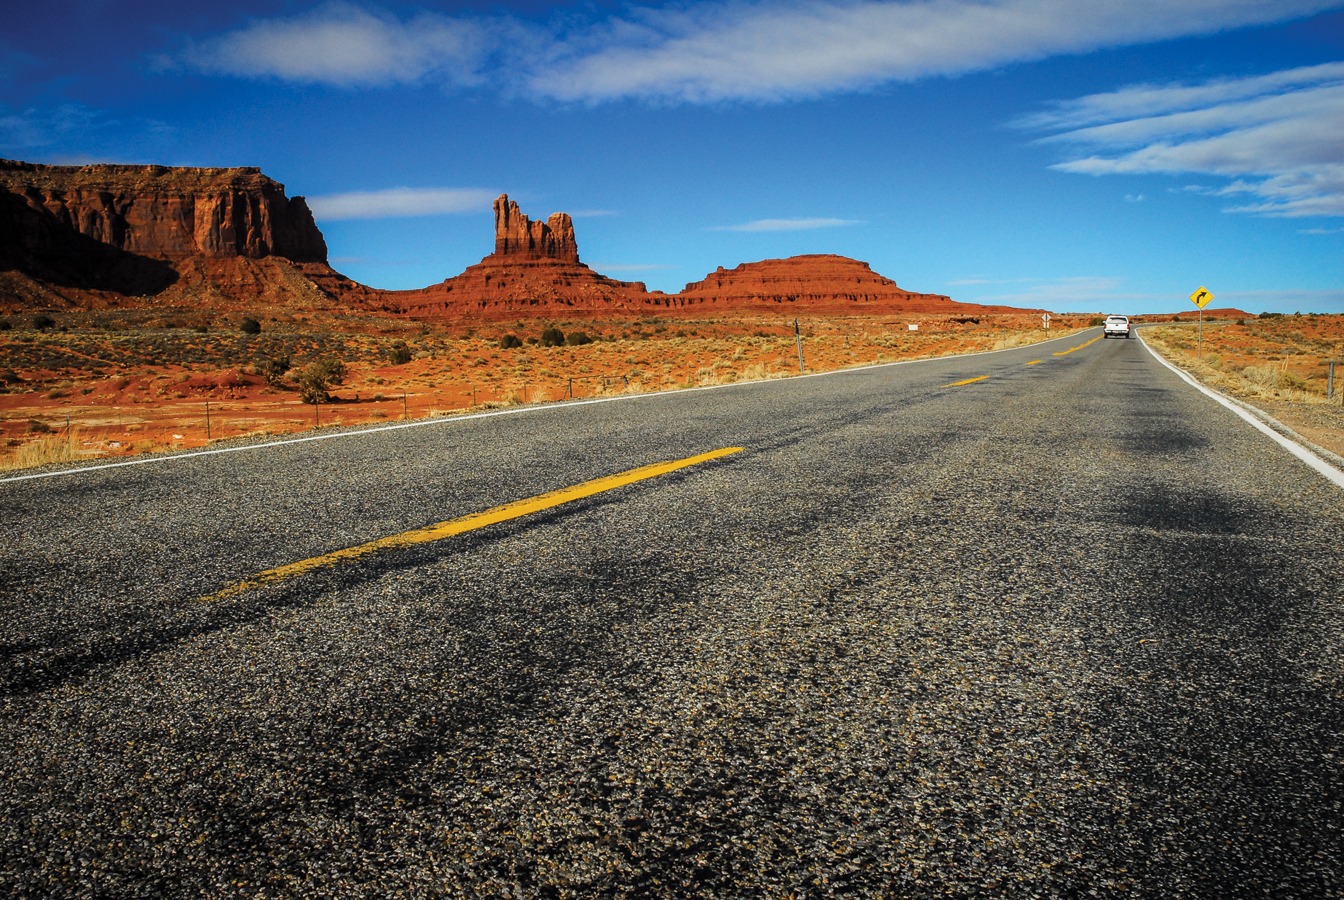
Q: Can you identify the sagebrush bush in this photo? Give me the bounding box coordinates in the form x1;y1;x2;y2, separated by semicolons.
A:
296;357;346;403
540;326;565;347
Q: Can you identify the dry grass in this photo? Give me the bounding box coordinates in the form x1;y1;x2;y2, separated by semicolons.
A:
1142;319;1341;405
1141;315;1344;459
0;312;1089;471
0;430;82;472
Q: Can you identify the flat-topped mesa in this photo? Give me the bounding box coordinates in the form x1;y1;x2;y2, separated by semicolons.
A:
0;158;327;263
492;194;578;263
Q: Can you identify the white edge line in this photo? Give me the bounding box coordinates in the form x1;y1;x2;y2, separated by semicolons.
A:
1140;334;1344;491
0;329;1087;485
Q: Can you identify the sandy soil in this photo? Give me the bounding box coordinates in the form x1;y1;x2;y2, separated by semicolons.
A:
1;313;1080;471
1139;315;1344;461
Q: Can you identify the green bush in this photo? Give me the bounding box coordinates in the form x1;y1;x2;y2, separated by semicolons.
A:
32;314;55;331
540;326;565;347
565;331;593;346
388;341;412;365
256;354;291;386
500;334;523;349
296;357;346;404
240;317;262;335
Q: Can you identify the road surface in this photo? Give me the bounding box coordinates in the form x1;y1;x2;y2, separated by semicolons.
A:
2;329;1342;896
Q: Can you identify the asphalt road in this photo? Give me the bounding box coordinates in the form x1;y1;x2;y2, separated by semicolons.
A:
3;329;1342;897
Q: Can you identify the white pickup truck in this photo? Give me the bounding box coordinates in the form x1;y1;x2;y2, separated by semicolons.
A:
1103;315;1132;339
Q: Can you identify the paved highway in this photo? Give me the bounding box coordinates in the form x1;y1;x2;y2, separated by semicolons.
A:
2;330;1342;896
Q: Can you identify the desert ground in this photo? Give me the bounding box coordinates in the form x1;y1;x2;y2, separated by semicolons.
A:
2;310;1341;472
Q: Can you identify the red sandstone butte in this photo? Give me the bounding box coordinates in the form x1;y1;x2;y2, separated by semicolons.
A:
1;161;989;320
379;194;651;318
0;158;359;310
664;254;956;314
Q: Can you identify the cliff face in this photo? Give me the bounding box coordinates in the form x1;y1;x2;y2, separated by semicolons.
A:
0;159;332;303
493;194;579;263
1;163;974;320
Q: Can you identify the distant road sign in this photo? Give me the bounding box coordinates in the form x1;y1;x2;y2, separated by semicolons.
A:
1190;286;1214;309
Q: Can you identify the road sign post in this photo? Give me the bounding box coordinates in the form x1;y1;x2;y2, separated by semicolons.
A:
1190;286;1214;359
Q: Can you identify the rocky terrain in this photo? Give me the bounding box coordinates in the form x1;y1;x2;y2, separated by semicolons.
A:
0;160;974;321
379;195;654;318
0;159;370;312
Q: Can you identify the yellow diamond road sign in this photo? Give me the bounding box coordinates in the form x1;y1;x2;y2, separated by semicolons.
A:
1190;286;1214;309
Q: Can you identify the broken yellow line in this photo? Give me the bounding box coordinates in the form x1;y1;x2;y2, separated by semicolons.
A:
1026;360;1043;366
946;375;991;386
1053;335;1102;356
201;446;743;602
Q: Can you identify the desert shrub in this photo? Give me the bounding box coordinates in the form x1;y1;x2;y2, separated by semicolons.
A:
388;341;412;365
500;334;523;349
256;354;291;386
1243;364;1283;389
540;326;565;347
296;357;346;404
0;319;10;331
240;317;262;335
565;331;593;346
28;419;53;434
32;314;55;331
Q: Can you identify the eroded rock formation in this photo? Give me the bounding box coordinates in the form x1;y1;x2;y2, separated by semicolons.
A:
672;254;954;313
0;158;335;306
381;194;649;317
493;194;579;263
1;163;980;320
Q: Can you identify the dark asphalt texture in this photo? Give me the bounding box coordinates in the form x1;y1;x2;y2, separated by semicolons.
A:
2;330;1342;897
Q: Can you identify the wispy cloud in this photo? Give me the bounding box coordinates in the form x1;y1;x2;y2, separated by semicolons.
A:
306;187;499;220
952;275;1138;309
0;103;110;150
709;217;861;232
168;1;495;88
1023;62;1344;217
167;0;1343;103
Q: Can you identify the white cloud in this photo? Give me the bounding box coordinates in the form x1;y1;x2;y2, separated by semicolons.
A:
1027;63;1344;217
172;2;494;88
306;187;499;220
170;0;1344;103
710;217;861;232
527;0;1342;103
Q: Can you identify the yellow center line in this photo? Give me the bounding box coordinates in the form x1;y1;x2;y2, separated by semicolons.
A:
1053;335;1102;356
201;446;744;602
946;375;991;386
1026;360;1043;366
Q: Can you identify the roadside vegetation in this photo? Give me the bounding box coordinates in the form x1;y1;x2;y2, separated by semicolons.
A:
1141;313;1344;458
1;311;1081;471
1141;315;1342;405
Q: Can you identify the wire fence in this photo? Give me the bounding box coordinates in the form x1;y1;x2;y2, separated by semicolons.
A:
2;374;653;466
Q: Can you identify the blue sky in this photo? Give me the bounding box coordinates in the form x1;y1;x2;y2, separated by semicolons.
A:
3;0;1343;314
